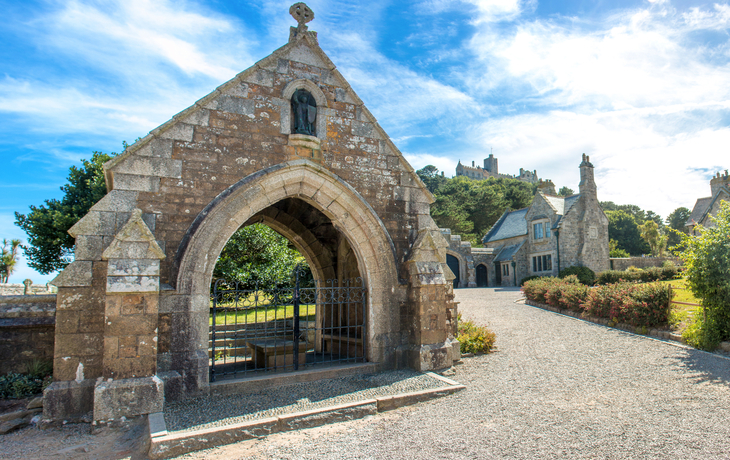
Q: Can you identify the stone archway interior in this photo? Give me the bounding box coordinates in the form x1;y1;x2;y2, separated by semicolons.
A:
446;254;460;289
208;197;366;378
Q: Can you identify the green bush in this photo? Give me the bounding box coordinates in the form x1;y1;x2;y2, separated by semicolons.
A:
521;276;557;303
595;270;635;285
524;276;670;328
582;282;671;328
0;373;52;399
457;316;496;354
559;266;595;285
519;275;541;286
678;201;730;349
610;248;630;258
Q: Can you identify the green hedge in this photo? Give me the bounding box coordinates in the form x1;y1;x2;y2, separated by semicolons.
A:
595;266;681;285
559;266;596;285
522;277;671;328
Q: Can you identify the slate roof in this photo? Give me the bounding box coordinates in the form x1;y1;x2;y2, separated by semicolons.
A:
483;208;529;243
494;240;525;263
686;196;712;227
552;194;580;229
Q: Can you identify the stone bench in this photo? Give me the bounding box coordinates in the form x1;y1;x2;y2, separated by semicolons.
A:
321;334;363;358
246;338;308;368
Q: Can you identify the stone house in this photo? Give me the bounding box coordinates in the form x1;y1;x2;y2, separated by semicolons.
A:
479;154;610;286
686;170;730;234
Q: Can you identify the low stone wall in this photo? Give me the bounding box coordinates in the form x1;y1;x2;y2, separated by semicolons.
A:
0;294;56;375
609;257;682;271
0;282;57;296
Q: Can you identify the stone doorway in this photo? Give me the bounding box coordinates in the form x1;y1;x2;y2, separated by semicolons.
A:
476;264;488;287
446;254;460;288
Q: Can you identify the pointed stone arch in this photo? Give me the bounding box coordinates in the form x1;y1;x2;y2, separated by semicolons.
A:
169;159;400;393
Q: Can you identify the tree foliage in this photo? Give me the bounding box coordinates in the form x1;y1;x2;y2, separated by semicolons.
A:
665;206;690;249
678;201;730;349
213;224;311;289
15;151;114;274
425;173;537;243
558;186;574;196
605;210;651;255
416;165;447;194
639;220;668;256
0;239;21;283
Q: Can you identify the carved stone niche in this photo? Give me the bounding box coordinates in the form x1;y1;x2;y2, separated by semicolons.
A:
282;78;327;162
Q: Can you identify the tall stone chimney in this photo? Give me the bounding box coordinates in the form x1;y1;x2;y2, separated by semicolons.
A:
710;170;730;196
579;153;596;197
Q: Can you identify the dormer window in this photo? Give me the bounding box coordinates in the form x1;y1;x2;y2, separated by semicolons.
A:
532;221;551;241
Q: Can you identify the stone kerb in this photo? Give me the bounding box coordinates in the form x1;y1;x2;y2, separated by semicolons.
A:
171;160;401;392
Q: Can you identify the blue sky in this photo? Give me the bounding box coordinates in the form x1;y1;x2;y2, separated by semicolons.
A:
2;0;729;283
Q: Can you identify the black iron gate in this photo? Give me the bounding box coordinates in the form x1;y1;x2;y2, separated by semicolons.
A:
209;268;366;381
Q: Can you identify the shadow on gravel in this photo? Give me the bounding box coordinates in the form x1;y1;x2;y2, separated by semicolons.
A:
164;370;439;432
675;347;730;387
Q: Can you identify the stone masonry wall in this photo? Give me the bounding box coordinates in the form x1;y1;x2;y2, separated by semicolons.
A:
0;295;56;375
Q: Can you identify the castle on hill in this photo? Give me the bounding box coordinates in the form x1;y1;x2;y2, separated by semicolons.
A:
456;153;539;184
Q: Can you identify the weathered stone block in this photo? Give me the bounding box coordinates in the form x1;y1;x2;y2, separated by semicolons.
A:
43;379;95;421
106;275;160;293
107;259;160;277
93;376;164;421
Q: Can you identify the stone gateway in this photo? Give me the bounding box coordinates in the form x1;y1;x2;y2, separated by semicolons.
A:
44;4;459;422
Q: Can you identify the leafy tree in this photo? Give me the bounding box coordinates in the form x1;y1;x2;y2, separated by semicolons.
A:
639;220;668;256
665;207;691;249
416;165;447;194
15;151;114;274
558;186;574;196
678;201;730;349
0;239;21;283
609;239;630;258
428;175;535;243
213;223;311;289
606;210;650;255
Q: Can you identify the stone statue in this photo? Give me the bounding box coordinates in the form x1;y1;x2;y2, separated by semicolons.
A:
292;89;317;135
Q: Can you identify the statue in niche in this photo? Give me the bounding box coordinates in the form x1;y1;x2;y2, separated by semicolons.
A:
292;88;317;136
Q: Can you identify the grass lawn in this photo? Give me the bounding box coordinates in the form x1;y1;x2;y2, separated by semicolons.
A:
210;304;316;325
654;278;702;333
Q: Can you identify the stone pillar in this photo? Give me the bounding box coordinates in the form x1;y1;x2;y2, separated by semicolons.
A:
94;209;165;421
404;228;459;371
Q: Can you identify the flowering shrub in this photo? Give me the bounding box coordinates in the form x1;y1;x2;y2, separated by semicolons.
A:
523;277;671;328
583;282;671;327
457;316;496;354
521;276;557;303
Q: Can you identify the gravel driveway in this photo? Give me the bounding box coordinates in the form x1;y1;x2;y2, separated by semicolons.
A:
180;287;730;459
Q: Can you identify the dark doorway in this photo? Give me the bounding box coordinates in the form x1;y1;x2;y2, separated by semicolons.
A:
476;264;488;287
446;254;460;288
494;262;502;285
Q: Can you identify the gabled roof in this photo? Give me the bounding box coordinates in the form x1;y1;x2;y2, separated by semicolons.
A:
102;25;432;202
686;196;712;227
483;208;529;243
695;187;730;226
551;194;580;229
494;240;526;262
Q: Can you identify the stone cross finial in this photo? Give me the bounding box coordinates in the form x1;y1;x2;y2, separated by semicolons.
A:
290;3;314;28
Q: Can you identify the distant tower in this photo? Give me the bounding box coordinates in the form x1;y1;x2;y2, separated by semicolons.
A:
483;154;498;174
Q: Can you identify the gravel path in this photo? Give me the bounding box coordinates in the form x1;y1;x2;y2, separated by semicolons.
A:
165;370;447;433
179;287;730;459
